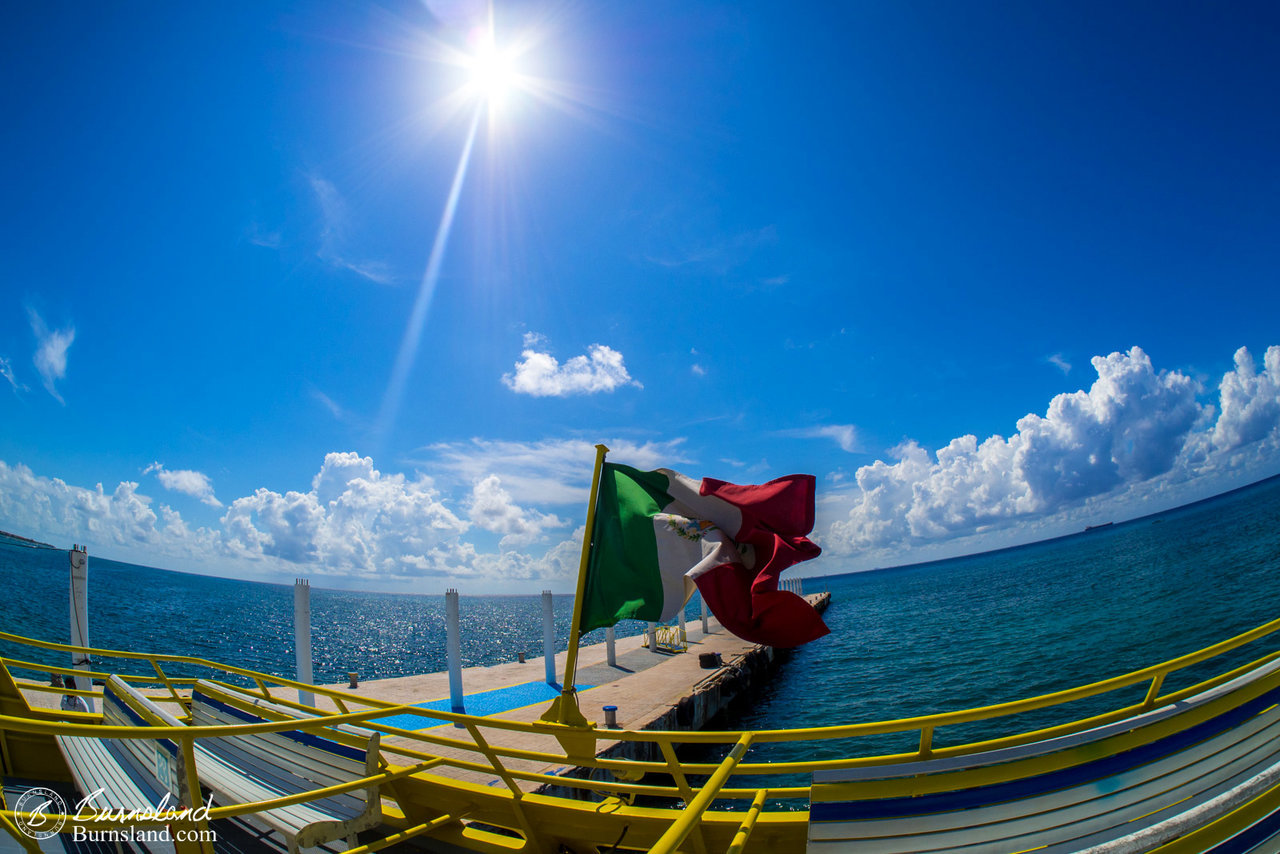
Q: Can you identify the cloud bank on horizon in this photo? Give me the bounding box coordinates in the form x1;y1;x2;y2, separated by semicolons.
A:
828;345;1280;555
1;343;1279;589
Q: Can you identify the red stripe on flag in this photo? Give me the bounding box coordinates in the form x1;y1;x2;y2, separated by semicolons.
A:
694;473;826;646
700;474;816;539
695;560;829;648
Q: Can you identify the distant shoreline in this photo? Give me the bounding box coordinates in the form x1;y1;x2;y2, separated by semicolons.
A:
0;529;57;549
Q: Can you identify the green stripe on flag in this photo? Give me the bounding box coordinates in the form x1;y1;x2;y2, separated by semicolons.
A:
579;463;673;633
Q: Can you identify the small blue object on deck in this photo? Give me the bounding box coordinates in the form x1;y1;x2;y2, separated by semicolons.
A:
375;680;594;731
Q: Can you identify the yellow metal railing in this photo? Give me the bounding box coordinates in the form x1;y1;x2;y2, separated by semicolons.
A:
654;624;688;653
3;615;1280;852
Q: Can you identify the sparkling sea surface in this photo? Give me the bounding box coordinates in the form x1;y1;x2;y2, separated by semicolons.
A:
2;474;1278;748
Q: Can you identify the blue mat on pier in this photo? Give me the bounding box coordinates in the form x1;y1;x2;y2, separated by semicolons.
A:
372;680;594;731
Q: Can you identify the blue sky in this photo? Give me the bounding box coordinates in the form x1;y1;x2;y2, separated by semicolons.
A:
2;1;1279;592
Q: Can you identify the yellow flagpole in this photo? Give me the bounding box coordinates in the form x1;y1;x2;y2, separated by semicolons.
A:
541;442;608;727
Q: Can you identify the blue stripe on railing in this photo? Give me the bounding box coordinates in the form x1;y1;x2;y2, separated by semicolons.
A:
811;683;1280;823
1204;800;1280;853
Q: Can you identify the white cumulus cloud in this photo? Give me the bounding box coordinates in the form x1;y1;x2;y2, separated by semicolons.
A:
1016;347;1203;501
467;475;567;548
0;447;632;589
143;462;223;508
502;333;641;397
1213;345;1280;452
0;460;205;553
829;346;1207;552
220;452;469;578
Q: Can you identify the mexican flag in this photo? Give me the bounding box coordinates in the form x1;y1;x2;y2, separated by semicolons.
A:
579;463;828;648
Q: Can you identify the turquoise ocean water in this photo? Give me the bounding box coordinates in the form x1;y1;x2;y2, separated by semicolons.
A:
1;474;1278;750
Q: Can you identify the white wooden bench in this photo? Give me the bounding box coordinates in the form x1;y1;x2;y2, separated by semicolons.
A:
188;681;383;854
809;658;1280;852
54;674;187;854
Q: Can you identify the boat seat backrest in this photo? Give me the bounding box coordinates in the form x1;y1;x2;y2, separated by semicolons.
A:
184;681;383;854
190;680;372;740
101;674;189;801
189;681;379;795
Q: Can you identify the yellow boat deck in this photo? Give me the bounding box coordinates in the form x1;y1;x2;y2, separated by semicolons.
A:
5;608;1280;853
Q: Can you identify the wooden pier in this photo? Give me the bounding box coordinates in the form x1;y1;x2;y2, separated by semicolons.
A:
313;591;831;790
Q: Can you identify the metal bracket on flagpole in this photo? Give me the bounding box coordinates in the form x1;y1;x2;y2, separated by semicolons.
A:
540;688;594;755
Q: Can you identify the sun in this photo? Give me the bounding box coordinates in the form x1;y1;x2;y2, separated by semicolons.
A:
466;38;516;105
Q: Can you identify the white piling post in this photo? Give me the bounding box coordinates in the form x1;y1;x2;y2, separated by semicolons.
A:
69;546;94;712
800;577;804;596
605;626;617;667
678;603;687;637
294;579;315;707
446;589;465;720
701;592;710;634
542;590;556;685
647;621;658;652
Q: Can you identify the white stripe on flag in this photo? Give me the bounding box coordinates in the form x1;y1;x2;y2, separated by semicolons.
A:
651;513;741;621
658;469;744;535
